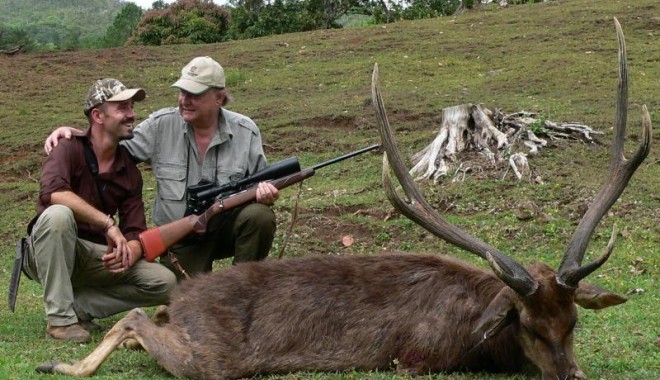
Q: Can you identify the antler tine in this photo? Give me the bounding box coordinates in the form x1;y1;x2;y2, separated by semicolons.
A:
372;64;538;297
557;18;653;288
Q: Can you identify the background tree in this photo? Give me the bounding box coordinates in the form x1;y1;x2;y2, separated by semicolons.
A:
101;3;144;48
0;0;124;51
0;25;35;52
399;0;462;20
128;0;230;46
151;0;169;10
228;0;363;39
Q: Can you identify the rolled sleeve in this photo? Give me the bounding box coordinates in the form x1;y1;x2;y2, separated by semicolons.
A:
39;141;77;205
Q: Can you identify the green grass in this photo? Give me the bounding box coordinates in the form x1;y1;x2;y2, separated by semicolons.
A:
0;0;658;379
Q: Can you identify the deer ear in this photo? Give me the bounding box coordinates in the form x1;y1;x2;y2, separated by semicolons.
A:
473;288;517;340
574;282;627;310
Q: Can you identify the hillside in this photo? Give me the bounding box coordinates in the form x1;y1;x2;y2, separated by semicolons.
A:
0;0;657;379
0;0;125;48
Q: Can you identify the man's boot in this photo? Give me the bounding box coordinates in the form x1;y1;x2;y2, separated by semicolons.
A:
46;323;91;343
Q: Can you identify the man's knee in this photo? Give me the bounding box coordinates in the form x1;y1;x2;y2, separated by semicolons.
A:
152;264;177;294
237;203;276;231
233;204;276;263
137;262;177;303
34;205;76;235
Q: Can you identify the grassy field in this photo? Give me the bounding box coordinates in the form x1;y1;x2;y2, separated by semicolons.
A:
0;0;658;379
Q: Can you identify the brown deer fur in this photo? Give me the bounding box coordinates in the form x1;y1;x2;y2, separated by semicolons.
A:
38;254;625;380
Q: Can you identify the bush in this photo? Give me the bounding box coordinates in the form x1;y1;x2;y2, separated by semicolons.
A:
0;25;35;52
128;0;230;46
228;0;343;40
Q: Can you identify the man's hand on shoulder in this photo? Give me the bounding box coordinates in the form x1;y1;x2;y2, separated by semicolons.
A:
45;126;84;155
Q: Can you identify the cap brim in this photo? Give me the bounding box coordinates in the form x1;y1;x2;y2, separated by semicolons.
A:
171;78;210;95
107;88;146;102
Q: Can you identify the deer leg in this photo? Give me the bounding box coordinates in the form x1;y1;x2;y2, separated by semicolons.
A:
121;305;170;350
36;308;196;378
36;308;150;376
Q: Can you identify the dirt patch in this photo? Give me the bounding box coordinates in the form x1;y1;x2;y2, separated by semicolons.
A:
0;143;43;181
300;115;360;130
275;204;396;255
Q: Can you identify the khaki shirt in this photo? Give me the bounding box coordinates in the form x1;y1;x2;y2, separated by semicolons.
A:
121;107;268;226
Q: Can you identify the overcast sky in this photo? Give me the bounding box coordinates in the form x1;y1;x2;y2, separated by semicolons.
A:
127;0;228;10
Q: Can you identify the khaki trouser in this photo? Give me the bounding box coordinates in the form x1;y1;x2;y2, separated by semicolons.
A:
24;205;177;327
162;203;276;280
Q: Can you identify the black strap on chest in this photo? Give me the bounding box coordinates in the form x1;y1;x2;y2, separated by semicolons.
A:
82;138;108;212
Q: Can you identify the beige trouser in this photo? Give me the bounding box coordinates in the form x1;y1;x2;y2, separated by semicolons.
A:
24;205;177;327
162;203;276;280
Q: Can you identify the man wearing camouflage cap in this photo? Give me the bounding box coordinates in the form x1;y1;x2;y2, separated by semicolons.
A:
25;79;176;342
46;57;279;279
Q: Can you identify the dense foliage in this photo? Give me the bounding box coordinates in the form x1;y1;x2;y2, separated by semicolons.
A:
228;0;350;39
226;0;478;38
0;25;34;52
0;0;124;51
101;3;144;48
0;0;551;51
128;0;230;45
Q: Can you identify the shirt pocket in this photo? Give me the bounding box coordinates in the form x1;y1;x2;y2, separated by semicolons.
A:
217;167;246;185
155;162;187;201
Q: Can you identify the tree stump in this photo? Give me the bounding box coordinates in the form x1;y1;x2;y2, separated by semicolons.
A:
410;105;602;182
410;103;507;181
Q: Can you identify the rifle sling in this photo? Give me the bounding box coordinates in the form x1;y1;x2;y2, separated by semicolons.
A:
167;251;191;281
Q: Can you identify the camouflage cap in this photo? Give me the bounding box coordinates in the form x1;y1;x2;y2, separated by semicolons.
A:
171;56;225;95
83;78;146;115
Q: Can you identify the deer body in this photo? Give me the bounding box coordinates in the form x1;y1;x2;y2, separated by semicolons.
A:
37;19;650;380
166;254;521;379
42;254;620;380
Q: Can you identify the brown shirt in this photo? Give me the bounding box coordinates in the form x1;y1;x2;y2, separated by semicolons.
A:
34;134;146;245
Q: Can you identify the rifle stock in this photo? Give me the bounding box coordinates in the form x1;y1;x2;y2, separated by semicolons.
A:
140;168;316;262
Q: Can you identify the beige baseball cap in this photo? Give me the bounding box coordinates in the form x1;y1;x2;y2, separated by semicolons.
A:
171;56;226;94
83;78;145;115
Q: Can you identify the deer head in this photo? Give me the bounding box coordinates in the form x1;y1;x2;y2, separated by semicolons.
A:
372;18;651;380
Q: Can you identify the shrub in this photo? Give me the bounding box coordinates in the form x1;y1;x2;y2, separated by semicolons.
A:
128;0;230;46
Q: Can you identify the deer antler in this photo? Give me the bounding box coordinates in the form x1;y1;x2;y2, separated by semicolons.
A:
557;18;652;288
372;64;538;297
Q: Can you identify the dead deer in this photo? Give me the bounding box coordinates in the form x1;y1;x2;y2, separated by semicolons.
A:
37;18;651;380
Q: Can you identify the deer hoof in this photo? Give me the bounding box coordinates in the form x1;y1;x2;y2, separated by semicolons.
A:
35;361;61;373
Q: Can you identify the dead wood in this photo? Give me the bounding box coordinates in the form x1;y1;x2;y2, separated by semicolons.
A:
1;45;24;55
410;104;602;182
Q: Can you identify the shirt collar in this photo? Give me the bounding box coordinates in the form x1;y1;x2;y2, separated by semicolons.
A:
182;109;233;145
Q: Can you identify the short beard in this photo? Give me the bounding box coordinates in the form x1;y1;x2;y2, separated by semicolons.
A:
119;131;134;141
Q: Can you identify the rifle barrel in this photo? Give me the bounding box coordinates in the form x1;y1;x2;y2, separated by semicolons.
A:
310;144;380;171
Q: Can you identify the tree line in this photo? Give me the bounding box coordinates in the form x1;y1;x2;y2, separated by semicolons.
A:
1;0;547;52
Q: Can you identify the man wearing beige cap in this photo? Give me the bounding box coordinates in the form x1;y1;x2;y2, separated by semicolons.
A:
46;58;279;279
26;79;176;342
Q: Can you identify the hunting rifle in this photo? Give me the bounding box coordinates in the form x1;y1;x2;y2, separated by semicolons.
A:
139;144;380;261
